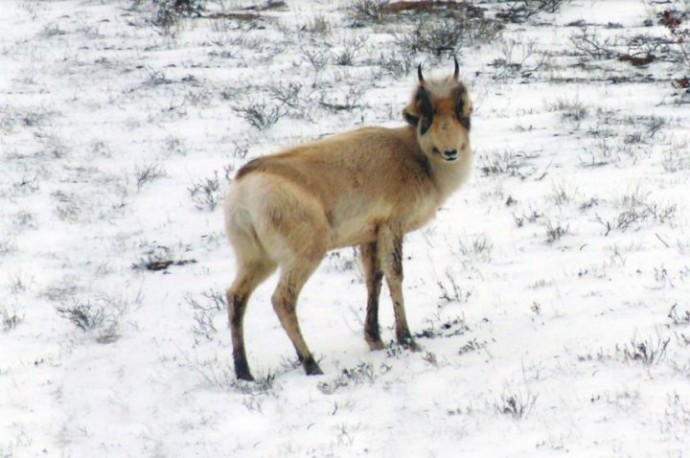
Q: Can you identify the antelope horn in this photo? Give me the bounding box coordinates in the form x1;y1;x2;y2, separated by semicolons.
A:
417;64;425;85
453;56;459;80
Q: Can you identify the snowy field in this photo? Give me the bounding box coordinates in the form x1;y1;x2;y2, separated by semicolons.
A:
2;0;690;456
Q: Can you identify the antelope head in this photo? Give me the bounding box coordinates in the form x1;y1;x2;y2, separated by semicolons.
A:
403;58;473;163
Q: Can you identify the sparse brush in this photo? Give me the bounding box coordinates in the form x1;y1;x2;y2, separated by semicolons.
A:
513;204;543;227
661;393;690;435
185;290;226;343
135;163;166;191
151;0;205;35
56;302;108;332
667;303;690;326
1;306;23;332
318;362;376;394
548;182;577;206
659;7;690;69
188;171;222;211
302;15;331;35
594;189;676;235
455;234;493;262
618;335;670;366
268;82;303;110
377;50;413;77
301;46;330;73
479;149;536;179
334;36;367;66
551;97;588;126
319;86;364;112
416;314;469;340
186;353;277;394
569;29;618;60
235;102;288;130
496;0;572;23
458;338;486;355
496;390;538;419
350;0;391;23
133;244;192;272
435;268;471;305
544;218;570;244
490;37;544;80
396;14;501;56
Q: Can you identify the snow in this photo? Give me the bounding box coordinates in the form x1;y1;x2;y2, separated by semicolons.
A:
1;0;690;456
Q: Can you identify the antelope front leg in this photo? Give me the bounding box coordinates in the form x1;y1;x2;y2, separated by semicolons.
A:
361;242;384;350
378;225;419;350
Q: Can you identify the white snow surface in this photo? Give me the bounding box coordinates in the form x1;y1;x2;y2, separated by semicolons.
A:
1;0;690;456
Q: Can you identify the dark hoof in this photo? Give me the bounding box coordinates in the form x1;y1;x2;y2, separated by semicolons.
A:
398;336;421;352
365;327;383;350
303;356;324;376
234;357;255;382
236;370;255;382
367;338;385;351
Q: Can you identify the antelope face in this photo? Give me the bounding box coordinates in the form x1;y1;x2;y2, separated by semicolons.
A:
403;59;473;163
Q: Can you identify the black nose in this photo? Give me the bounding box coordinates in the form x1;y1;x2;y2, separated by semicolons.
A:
443;149;458;160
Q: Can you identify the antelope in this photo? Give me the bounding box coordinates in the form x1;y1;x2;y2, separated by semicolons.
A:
224;59;473;381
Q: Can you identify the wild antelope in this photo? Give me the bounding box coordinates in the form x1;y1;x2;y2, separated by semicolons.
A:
225;59;473;381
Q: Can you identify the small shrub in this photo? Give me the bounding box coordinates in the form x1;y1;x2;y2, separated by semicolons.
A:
397;14;501;56
551;97;588;126
188;171;222;211
496;0;572;23
319;86;364;112
416;315;469;339
302;15;331;35
478;149;536;179
268;82;304;110
301;46;330;73
185;290;226;343
377;50;413;77
436;270;471;305
458;338;486;355
350;0;391;23
133;244;197;272
334;36;367;66
490;37;543;80
318;362;375;394
496;390;538;419
618;335;670;366
544;218;570;244
135;163;166;191
1;306;23;332
151;0;205;35
668;303;690;326
186;354;277;394
548;182;577;206
594;189;676;235
455;234;493;262
57;302;108;332
235;102;288;130
569;29;618;60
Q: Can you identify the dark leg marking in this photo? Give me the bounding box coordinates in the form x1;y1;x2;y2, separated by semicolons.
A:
362;242;384;350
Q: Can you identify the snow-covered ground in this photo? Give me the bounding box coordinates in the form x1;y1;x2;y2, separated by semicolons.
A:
2;0;690;456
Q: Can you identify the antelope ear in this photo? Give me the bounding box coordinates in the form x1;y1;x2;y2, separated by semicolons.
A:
453;86;467;117
404;86;433;130
403;104;419;127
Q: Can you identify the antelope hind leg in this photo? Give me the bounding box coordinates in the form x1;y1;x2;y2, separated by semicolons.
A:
271;260;324;376
227;258;276;381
